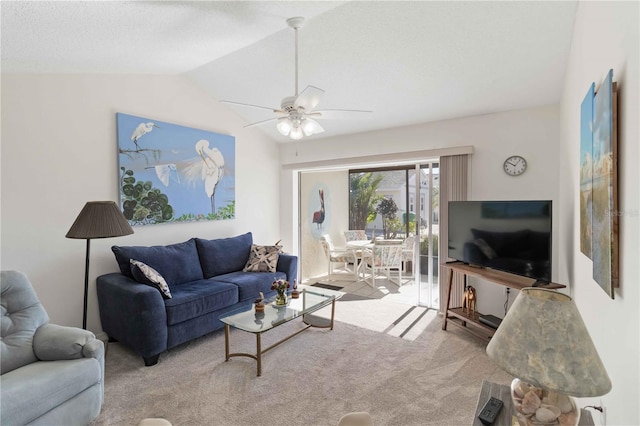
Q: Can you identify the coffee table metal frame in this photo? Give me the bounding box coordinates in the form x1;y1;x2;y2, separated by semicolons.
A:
220;286;342;376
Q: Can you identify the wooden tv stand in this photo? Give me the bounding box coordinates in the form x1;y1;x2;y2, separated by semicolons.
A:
442;261;565;340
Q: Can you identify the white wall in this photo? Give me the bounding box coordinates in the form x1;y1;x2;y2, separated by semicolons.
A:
299;170;349;281
559;2;639;424
1;74;282;333
280;104;561;315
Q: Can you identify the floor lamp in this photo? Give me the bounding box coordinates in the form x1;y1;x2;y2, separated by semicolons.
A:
66;201;134;329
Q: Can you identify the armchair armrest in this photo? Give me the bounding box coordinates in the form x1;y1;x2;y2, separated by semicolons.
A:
33;324;103;361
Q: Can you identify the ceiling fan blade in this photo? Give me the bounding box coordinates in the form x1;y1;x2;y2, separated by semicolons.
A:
294;85;325;112
313;109;373;120
243;117;278;128
220;100;278;112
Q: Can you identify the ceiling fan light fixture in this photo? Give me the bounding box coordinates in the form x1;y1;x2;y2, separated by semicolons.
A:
302;118;321;136
222;16;372;140
290;127;304;140
276;118;293;136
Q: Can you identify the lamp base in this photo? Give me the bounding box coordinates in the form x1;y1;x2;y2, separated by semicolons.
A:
510;378;580;426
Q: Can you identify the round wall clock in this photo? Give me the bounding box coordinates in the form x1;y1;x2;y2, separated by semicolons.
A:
503;155;527;176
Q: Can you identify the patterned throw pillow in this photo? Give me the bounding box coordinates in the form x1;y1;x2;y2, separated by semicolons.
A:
130;259;172;299
243;244;280;273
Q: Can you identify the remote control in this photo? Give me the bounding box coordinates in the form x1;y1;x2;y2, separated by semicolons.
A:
478;396;503;425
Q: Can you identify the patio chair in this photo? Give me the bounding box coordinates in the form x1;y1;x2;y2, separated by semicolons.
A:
319;234;358;280
362;241;404;287
343;230;368;278
343;230;367;242
402;235;416;279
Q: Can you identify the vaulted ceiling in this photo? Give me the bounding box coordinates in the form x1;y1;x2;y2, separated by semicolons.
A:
1;1;577;143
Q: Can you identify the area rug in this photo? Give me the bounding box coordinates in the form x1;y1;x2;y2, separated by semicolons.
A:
92;313;511;426
311;282;344;291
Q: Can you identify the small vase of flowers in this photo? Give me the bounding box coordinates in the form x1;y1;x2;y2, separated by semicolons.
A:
272;278;290;306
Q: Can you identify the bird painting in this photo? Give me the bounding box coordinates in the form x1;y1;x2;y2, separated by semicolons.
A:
130;122;159;150
117;112;235;225
312;189;325;228
183;139;225;215
146;164;180;187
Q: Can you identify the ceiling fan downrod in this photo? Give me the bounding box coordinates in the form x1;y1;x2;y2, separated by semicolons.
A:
286;17;305;97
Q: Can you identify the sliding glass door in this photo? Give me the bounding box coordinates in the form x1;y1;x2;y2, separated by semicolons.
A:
348;161;439;307
417;162;439;308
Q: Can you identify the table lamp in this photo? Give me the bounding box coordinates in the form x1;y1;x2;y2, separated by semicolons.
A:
486;288;611;426
66;201;134;329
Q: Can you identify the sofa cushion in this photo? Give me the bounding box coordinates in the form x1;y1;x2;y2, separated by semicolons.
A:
164;280;238;326
130;260;172;299
112;239;203;286
214;271;287;303
195;232;253;278
243;244;280;273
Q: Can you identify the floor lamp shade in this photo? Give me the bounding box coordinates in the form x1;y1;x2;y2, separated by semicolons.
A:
66;201;134;240
66;201;133;329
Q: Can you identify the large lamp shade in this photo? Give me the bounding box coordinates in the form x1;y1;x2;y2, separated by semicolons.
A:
486;288;611;425
66;201;133;240
66;201;133;329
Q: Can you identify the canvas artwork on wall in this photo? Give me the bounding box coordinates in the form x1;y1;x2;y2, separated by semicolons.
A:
116;113;235;226
579;70;618;299
579;83;595;259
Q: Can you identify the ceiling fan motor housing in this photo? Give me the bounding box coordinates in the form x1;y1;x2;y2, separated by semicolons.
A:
281;96;297;112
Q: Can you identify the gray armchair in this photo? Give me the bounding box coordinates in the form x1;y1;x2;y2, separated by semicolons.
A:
1;271;104;425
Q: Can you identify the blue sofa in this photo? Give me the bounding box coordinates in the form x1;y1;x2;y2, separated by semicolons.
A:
96;232;297;366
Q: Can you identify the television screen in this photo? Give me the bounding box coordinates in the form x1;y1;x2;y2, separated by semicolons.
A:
448;200;552;283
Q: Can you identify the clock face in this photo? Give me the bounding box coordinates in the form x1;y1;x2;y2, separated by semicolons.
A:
503;155;527;176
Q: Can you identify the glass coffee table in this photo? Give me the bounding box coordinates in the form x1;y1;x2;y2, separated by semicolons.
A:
220;286;343;376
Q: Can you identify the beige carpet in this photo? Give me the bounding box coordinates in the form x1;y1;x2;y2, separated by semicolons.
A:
92;300;511;426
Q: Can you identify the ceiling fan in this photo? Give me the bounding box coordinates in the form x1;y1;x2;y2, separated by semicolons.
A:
220;17;372;140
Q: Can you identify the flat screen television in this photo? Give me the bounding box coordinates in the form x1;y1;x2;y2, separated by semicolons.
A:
448;200;552;283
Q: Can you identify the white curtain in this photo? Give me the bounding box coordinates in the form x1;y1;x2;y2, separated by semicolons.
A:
438;154;469;313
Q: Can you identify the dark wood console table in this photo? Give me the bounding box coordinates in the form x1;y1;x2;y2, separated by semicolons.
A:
442;262;566;340
473;380;594;426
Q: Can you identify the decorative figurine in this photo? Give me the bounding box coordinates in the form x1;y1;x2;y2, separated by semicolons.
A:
254;291;265;312
291;279;300;299
463;286;477;316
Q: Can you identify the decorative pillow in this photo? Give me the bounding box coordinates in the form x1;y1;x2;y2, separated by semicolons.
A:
474;238;497;260
195;232;253;278
130;259;172;299
243;244;280;273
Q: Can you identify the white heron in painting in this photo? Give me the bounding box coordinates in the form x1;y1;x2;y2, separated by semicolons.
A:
183;139;225;214
146;164;180;187
130;122;159;150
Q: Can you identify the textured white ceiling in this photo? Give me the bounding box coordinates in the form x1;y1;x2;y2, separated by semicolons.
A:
1;1;578;143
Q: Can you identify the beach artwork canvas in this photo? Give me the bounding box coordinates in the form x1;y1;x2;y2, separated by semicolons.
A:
116;113;235;226
590;70;618;298
579;83;594;259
